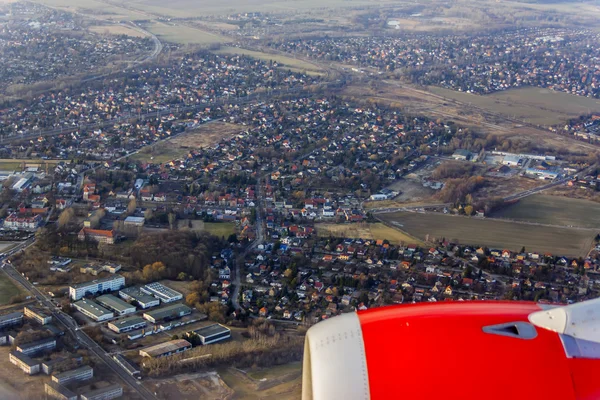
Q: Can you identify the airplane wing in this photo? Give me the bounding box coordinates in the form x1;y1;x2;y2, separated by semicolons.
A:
302;298;600;400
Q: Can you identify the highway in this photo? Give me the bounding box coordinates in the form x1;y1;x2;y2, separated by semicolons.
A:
0;241;157;400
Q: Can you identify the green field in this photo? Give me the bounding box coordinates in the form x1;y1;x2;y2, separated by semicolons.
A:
144;23;228;45
428;86;600;126
316;222;424;246
203;222;236;238
381;212;595;257
0;274;22;305
492;195;600;229
215;47;325;76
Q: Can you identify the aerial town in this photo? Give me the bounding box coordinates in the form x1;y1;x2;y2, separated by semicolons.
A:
0;0;600;399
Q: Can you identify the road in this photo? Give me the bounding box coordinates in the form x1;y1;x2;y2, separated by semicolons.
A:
0;241;157;400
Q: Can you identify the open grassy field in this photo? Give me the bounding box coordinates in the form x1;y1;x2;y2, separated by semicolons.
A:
381;212;596;257
0;273;22;305
132;122;242;163
428;86;600;126
31;0;144;20
178;220;236;237
316;222;425;246
124;0;400;18
491;195;600;229
215;47;325;76
218;365;301;400
89;24;147;37
143;23;228;45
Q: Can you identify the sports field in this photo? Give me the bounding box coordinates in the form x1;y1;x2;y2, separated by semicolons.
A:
381;212;595;257
491;195;600;229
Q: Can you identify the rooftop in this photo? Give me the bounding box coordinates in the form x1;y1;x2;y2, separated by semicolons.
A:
119;286;158;305
96;294;135;313
0;311;23;322
140;339;192;357
71;274;124;290
10;350;38;366
52;365;93;380
46;382;77;399
81;384;122;399
143;303;191;321
73;299;113;319
108;316;146;330
194;324;230;338
142;282;183;300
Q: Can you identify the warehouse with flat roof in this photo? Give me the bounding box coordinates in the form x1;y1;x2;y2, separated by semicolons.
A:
73;299;114;322
193;324;231;345
142;303;191;324
96;294;136;316
118;286;160;309
108;316;147;334
139;339;192;358
141;282;183;303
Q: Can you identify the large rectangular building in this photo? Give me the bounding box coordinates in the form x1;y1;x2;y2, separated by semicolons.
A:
9;350;40;375
108;316;147;334
193;324;231;345
45;382;77;400
141;282;183;303
139;339;192;358
80;384;123;400
24;306;52;325
118;286;160;309
0;311;24;329
69;275;125;300
73;299;114;322
142;303;191;324
16;337;57;356
52;365;94;385
96;294;136;316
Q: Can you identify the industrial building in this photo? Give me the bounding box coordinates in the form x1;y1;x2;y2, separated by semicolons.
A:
118;286;160;309
0;311;24;329
141;282;183;303
24;306;52;325
45;382;77;400
139;339;192;358
80;384;123;400
108;316;147;334
9;350;40;375
193;324;231;345
16;337;57;356
96;294;136;316
124;216;145;227
73;299;114;322
52;365;94;385
69;275;125;300
113;354;140;378
142;303;191;324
